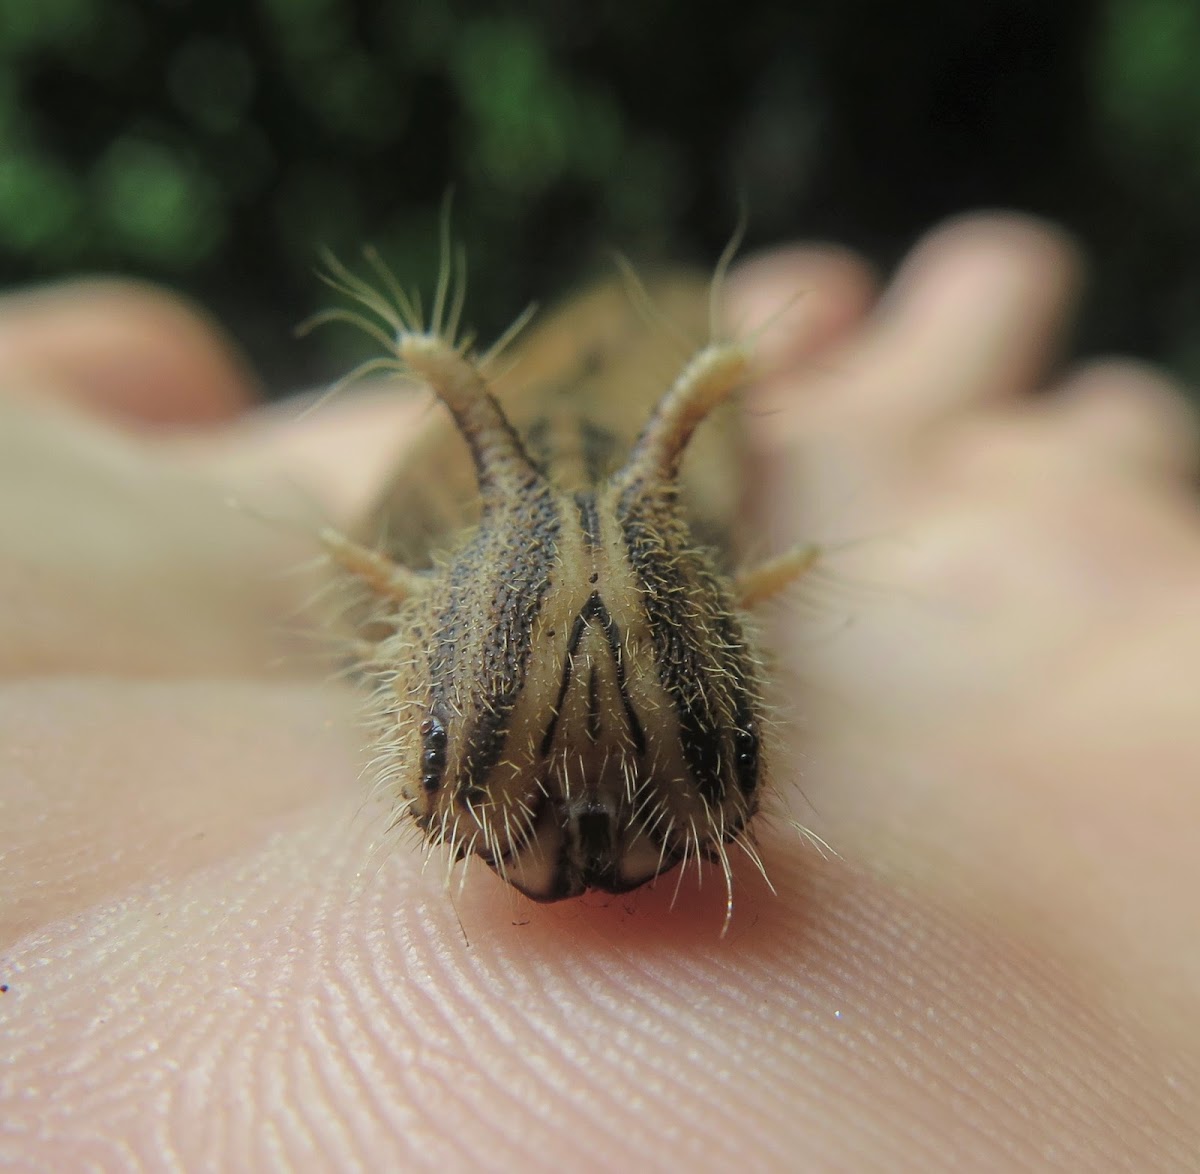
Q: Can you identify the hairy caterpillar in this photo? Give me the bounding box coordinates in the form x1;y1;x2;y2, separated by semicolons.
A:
313;244;817;929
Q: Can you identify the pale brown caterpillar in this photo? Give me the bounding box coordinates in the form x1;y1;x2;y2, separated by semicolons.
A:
314;248;817;923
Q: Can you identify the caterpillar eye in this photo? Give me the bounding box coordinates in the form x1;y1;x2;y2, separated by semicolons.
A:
732;726;758;767
419;715;448;793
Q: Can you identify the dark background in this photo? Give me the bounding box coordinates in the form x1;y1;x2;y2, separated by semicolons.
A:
2;0;1198;394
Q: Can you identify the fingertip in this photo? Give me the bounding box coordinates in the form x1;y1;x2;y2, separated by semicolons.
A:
832;212;1087;426
874;211;1085;355
905;209;1082;267
1050;357;1200;476
0;278;260;427
889;211;1084;305
726;244;878;375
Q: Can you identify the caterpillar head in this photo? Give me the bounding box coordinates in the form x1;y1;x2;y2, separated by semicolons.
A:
362;333;767;903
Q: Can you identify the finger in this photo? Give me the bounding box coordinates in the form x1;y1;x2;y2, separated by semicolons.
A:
0;368;443;677
721;246;877;540
735;217;1083;550
1045;358;1200;477
848;213;1082;428
164;386;429;532
726;244;878;375
0;279;258;426
0;396;321;677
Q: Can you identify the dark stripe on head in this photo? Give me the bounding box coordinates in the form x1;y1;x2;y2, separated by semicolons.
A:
539;608;588;756
586;665;601;742
539;591;646;758
616;484;761;807
428;481;561;796
576;492;602;551
579;420;618;483
709;604;762;800
584;592;646;755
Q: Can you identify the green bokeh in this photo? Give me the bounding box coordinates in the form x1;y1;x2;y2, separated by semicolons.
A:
1095;0;1200;183
92;135;226;268
0;149;80;255
0;0;1196;392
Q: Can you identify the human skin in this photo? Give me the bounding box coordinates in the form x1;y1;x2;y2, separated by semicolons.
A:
1;216;1198;1171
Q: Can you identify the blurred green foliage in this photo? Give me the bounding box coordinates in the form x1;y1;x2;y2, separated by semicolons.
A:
0;0;1199;391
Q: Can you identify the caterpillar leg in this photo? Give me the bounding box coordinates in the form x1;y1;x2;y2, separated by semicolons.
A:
318;526;426;603
734;543;821;608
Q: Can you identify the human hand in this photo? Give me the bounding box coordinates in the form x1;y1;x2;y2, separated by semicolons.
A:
741;217;1200;1032
2;217;1196;1170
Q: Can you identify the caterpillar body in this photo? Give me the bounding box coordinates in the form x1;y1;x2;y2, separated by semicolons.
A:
316;260;816;923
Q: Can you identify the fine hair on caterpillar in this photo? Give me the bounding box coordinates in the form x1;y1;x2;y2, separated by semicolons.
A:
311;227;823;934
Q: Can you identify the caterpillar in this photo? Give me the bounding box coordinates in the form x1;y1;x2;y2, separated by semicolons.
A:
313;246;817;927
